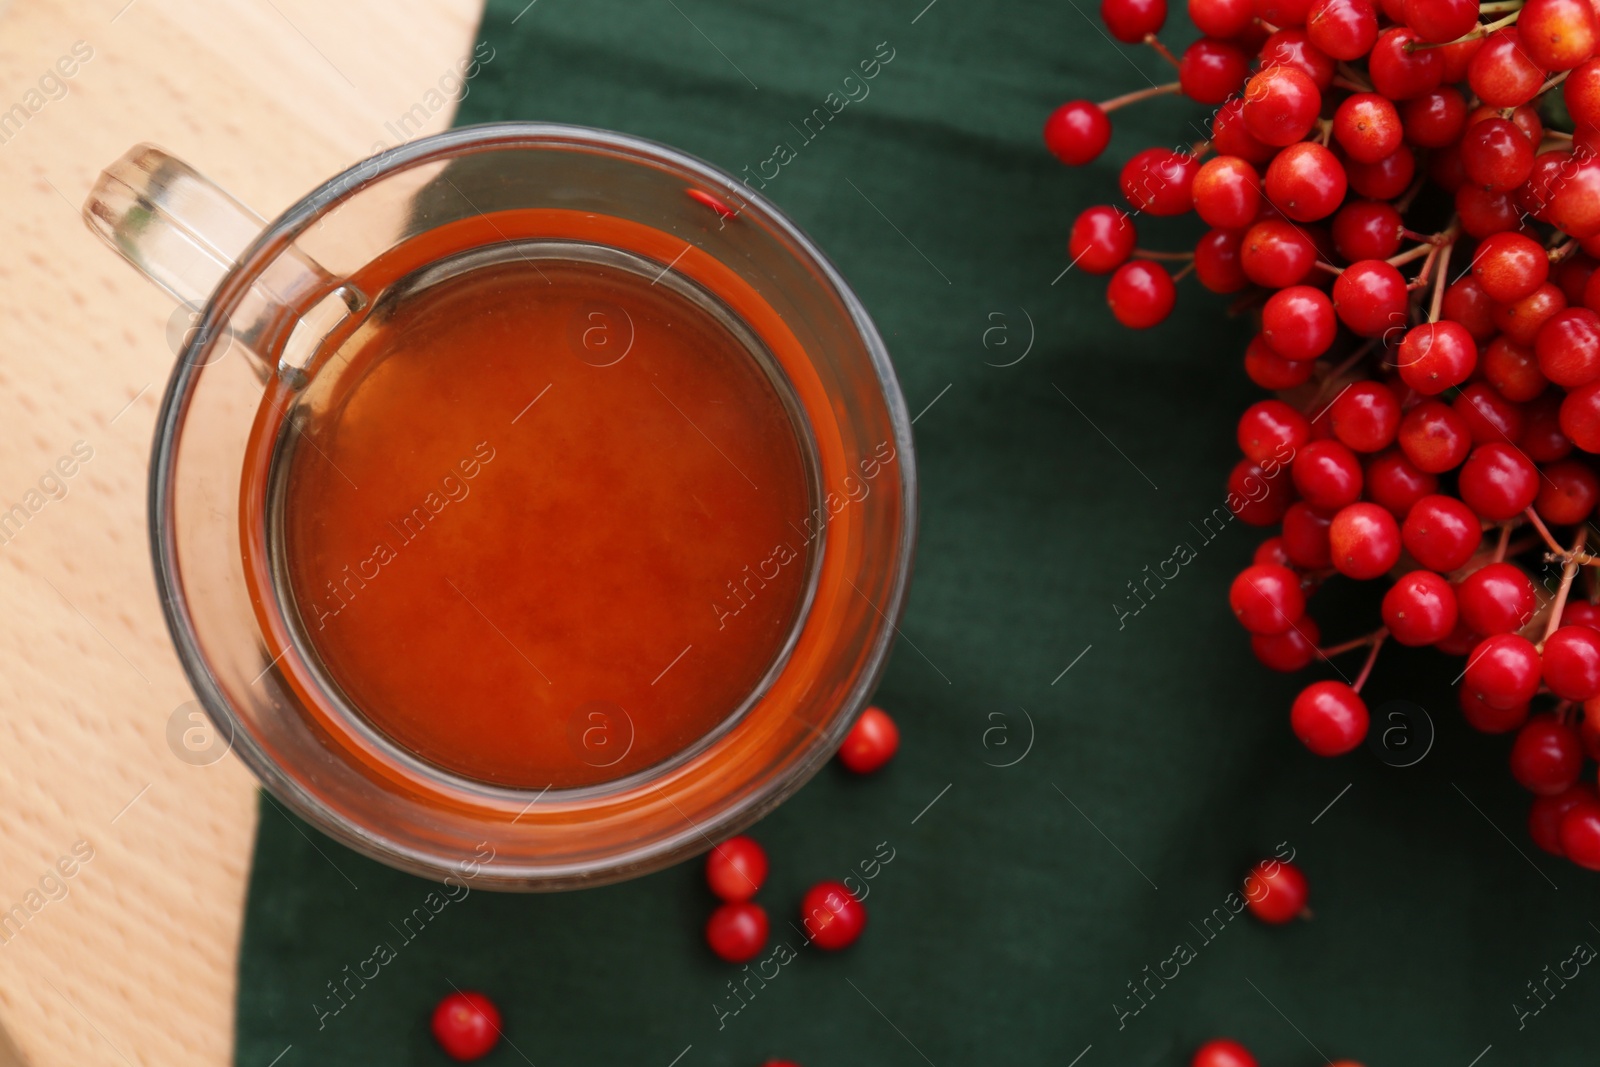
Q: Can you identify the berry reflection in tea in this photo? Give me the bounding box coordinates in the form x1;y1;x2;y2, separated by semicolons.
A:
273;244;816;790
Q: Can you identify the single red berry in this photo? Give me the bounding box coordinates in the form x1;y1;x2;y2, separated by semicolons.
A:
1242;65;1322;146
1472;232;1550;303
1398;400;1473;472
1332;260;1407;339
1212;97;1277;164
1565;601;1600;631
1470;29;1549;108
838;705;899;773
1191;0;1255;35
1255;536;1294;569
1566;56;1600;126
706;835;768;902
1456;562;1537;635
1560;801;1600;868
1397;321;1477;396
1461;118;1537;193
1241;219;1318;288
1365;451;1437;517
1483;337;1550;411
1459;679;1530;732
1560;378;1600;451
1457;184;1523;238
1291;680;1369;755
1044;101;1112;166
1120;148;1200;216
1328;380;1400;450
1245;333;1316;388
1442;275;1498;341
1264;142;1347;222
1403;0;1479;43
1536;307;1600;388
1453;381;1526;447
1192;1038;1259;1067
1543;625;1600;700
1401;494;1482;571
1401;87;1468;148
1181;37;1253;103
1536;459;1600;524
1229;563;1306;634
1252;615;1322;671
1328;502;1401;580
800;881;866;950
1193;156;1262;229
1368;25;1443;99
1332;199;1403;261
1550;154;1600;240
1509;714;1584;794
1527;396;1578;460
1382;570;1458;646
1228;457;1295;525
1307;0;1378;58
431;991;502;1063
1292;439;1363;509
706;901;770;962
1529;783;1599;854
1464;633;1543;710
1195;229;1250;294
1237;400;1311;464
1346;144;1415;200
1243;857;1310;922
1518;0;1598;71
1458;442;1540;520
1494;285;1567;351
1261;286;1336;361
1107;261;1177;329
1102;0;1167;41
1069;206;1137;275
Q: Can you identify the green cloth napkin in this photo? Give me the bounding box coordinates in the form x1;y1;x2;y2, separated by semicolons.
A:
235;1;1600;1063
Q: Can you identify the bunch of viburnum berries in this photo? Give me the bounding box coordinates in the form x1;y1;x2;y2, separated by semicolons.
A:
1049;0;1600;870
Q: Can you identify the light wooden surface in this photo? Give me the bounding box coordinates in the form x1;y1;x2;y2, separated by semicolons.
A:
0;2;481;1062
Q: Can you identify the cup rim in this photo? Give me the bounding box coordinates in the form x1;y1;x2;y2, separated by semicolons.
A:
151;122;920;887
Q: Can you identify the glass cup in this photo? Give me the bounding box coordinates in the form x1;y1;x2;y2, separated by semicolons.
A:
82;124;917;890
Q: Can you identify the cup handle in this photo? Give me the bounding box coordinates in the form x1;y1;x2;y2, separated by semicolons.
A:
82;144;345;375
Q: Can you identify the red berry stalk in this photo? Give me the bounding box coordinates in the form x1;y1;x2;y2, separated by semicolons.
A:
1053;0;1600;870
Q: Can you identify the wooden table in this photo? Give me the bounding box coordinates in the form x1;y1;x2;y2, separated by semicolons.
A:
0;2;480;1062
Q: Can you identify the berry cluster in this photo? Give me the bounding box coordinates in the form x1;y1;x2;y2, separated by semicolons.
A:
1052;0;1600;871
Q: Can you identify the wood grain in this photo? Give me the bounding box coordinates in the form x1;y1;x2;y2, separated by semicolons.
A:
0;1;480;1062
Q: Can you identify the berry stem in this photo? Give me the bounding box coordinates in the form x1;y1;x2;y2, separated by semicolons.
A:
1545;528;1587;642
1142;33;1182;70
1428;240;1454;323
1410;9;1521;48
1335;62;1374;92
1538;71;1572;95
1388;242;1439;268
1494;520;1513;562
1314;259;1345;275
1172;260;1197;283
1549;237;1580;263
1351;630;1388;693
1132;248;1197;260
1099;81;1182;112
1318;628;1386;658
1478;0;1523;11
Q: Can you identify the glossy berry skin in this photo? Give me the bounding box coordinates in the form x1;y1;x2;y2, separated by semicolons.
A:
1308;0;1379;59
1461;118;1537;193
1347;144;1416;200
1243;858;1310;922
1509;714;1584;795
1398;321;1477;395
1482;337;1550;408
1328;380;1400;450
1369;26;1443;99
1528;783;1599;853
1536;459;1600;524
1107;261;1176;329
1559;797;1600;868
1560;379;1600;451
1456;563;1536;635
1282;502;1334;568
1191;1038;1259;1067
1398;402;1472;472
1328;502;1401;580
1291;680;1369;755
706;901;770;962
1245;334;1316;388
838;705;899;773
432;992;502;1063
1213;98;1277;164
1382;571;1458;646
1180;37;1252;104
1193;156;1262;229
1470;29;1549;109
1453;382;1526;447
706;835;768;902
1549;155;1600;239
1464;634;1543;710
1044;101;1112;166
800;881;866;950
1365;451;1437;517
1459;681;1531;733
1473;232;1550;303
1458;442;1539;520
1102;0;1167;41
1543;625;1600;700
1120;149;1199;216
1252;615;1322;671
1264;142;1346;222
1068;206;1136;275
1403;0;1478;43
1401;87;1468;148
1241;220;1318;287
1237;400;1310;464
1332;200;1403;261
1332;260;1407;339
1228;458;1294;526
1401;494;1482;571
1292;439;1363;510
1196;229;1250;294
1535;308;1600;388
1229;564;1306;634
1564;601;1600;631
1191;0;1254;35
1519;0;1598;71
1261;285;1336;360
1241;66;1322;146
1443;275;1499;341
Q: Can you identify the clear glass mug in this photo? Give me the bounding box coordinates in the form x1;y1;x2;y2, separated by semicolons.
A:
82;125;916;889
